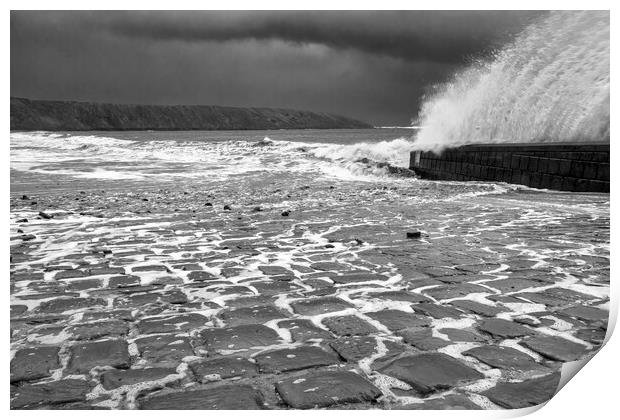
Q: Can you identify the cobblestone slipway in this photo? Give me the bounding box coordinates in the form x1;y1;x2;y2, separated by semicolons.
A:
10;179;609;410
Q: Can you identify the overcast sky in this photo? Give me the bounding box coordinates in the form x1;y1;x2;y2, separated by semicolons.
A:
11;10;544;126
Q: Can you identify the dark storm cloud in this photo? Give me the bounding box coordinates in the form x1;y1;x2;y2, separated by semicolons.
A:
23;10;543;64
10;10;545;125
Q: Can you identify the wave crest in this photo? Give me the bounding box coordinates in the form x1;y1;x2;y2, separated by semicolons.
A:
309;137;416;168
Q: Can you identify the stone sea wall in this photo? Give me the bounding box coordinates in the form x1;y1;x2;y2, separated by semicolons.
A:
410;143;609;192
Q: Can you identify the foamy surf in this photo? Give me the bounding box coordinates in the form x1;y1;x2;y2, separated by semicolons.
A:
11;131;421;183
308;137;414;167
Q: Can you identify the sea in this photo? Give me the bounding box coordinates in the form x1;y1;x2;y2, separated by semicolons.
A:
10;128;420;189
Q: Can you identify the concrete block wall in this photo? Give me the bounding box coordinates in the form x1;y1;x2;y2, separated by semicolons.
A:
409;143;609;192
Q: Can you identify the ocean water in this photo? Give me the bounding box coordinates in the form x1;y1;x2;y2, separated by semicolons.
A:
11;129;431;191
9;128;610;209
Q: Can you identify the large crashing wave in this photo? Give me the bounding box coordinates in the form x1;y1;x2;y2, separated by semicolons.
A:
414;11;610;152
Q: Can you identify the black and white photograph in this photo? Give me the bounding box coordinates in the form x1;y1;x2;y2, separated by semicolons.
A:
8;5;611;411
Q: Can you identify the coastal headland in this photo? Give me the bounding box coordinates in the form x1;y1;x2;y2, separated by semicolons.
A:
10;97;373;131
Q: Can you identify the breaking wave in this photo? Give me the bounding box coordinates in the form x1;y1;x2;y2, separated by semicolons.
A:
309;137;415;168
303;137;418;179
414;10;610;152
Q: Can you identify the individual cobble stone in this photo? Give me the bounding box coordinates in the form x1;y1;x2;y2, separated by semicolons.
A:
113;290;188;307
67;320;129;340
81;309;134;322
411;303;464;319
64;278;103;291
54;270;87;280
321;315;378;336
254;346;341;373
520;336;589;362
438;328;487;343
477;318;534;338
276;370;382;409
11;379;92;409
423;284;490;300
189;357;258;382
218;305;289;327
11;271;44;281
37;297;107;313
365;310;430;332
277;319;334;342
482;372;561;409
88;266;125;276
378;353;484;395
329;337;407;362
329;272;389;284
187;271;218;281
290;297;354;316
200;324;282;353
449;300;507;317
558;305;609;323
252;280;301;295
108;275;141;288
398;328;451;351
134;334;194;367
258;265;292;276
462;345;547;372
137;313;208;334
515;288;598;307
10;305;28;317
173;263;203;271
131;265;169;273
227;295;276;309
11;346;61;383
150;276;184;286
67;339;131;374
482;278;550;293
100;367;178;390
138;384;265;409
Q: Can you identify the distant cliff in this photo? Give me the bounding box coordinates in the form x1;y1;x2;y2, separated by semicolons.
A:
10;97;373;131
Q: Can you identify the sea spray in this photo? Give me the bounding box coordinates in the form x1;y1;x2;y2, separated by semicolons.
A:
414;11;609;152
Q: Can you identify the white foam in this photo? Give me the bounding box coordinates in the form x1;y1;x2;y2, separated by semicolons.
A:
11;131;422;183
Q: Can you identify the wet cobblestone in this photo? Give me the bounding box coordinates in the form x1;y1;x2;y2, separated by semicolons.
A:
9;181;609;409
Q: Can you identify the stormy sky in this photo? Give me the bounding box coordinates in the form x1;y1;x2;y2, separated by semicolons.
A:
10;11;544;126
